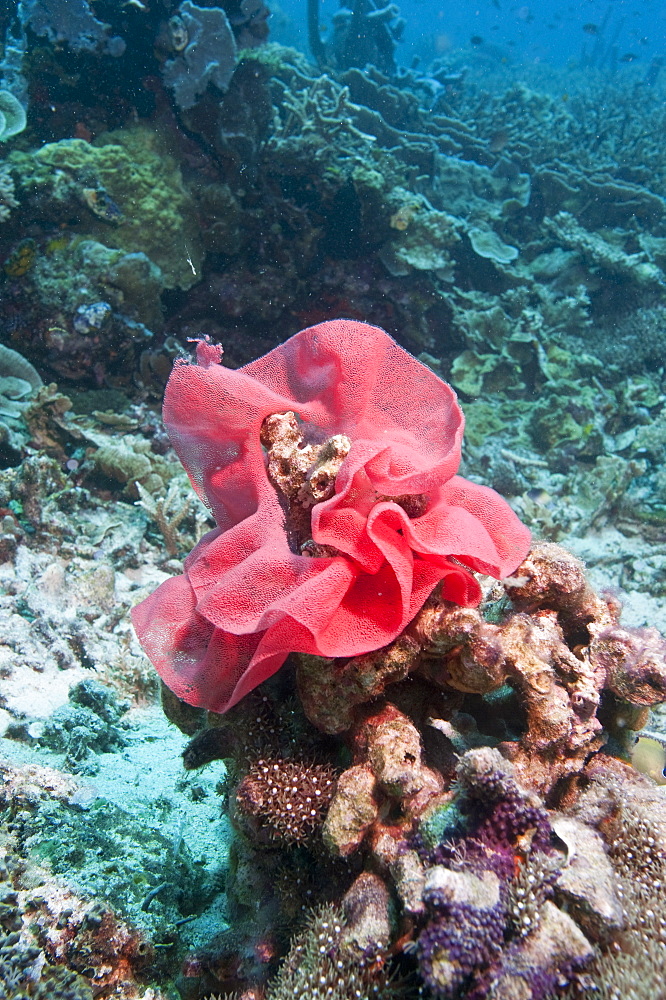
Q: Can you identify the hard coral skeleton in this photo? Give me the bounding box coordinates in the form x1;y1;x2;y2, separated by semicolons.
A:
298;542;666;797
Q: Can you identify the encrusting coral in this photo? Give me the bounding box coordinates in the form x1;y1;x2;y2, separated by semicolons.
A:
412;748;594;999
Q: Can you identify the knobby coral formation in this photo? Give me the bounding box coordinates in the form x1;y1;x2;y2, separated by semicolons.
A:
132;320;530;714
166;530;666;999
125;319;666;998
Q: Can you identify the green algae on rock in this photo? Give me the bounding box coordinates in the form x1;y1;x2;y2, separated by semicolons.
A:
10;127;202;290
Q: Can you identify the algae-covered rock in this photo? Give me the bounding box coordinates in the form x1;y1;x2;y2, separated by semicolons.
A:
11;126;202;289
530;381;603;456
90;438;164;496
39;680;130;774
30;238;164;330
450;349;521;397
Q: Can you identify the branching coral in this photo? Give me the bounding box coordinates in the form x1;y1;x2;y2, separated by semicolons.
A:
135;479;209;558
270;75;378;150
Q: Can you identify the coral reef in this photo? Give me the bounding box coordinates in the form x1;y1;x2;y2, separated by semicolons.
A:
414;749;591;999
169;537;666;999
11;128;202;291
1;7;666;1000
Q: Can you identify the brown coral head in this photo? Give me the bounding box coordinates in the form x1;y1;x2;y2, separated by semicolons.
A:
235;758;337;845
591;625;666;706
505;542;587;612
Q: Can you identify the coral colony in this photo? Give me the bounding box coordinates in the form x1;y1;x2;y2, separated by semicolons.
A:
129;322;666;999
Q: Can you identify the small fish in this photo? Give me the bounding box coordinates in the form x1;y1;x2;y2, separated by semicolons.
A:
185;249;197;275
582;22;599;34
638;36;649;45
631;736;666;785
619;52;638;62
526;487;551;504
81;187;124;223
488;127;509;152
390;203;419;230
470;34;484;45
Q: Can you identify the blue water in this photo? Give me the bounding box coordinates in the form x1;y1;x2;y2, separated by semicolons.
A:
275;0;666;72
